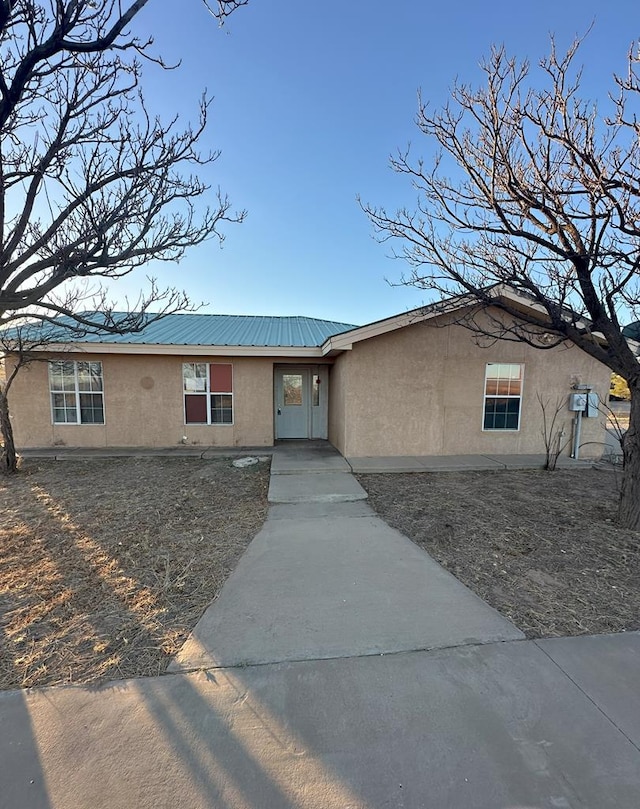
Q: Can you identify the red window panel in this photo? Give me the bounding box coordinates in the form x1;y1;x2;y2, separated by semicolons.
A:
210;364;232;393
185;394;207;424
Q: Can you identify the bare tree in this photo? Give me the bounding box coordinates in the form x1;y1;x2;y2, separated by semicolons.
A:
0;0;248;472
362;37;640;529
537;393;571;471
0;325;49;472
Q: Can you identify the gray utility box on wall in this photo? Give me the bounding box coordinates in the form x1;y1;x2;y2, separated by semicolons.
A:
569;393;588;411
568;392;600;417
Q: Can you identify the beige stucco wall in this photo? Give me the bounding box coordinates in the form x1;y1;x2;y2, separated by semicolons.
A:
8;353;284;448
7;314;611;456
329;314;611;459
328;352;349;454
8;353;338;449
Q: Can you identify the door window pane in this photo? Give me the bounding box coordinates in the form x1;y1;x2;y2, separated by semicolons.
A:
283;374;303;406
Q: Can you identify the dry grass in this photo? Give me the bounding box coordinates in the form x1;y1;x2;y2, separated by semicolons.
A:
358;467;640;639
0;457;269;690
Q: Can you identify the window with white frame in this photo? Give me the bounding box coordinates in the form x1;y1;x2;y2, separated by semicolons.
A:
483;363;523;430
183;363;233;424
49;361;104;424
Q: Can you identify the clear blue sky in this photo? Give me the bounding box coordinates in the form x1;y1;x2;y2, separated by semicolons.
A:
114;0;640;326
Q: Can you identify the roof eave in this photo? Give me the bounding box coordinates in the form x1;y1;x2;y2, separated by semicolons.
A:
321;294;472;353
320;287;604;354
17;342;327;357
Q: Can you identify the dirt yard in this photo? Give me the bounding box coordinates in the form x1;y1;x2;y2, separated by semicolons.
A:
3;457;637;691
0;457;270;690
358;467;640;639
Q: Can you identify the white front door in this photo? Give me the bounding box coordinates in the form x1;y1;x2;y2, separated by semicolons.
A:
275;368;311;439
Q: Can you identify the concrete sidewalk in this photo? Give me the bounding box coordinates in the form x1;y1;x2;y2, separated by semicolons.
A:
1;441;638;808
19;441;596;473
348;451;594;472
3;634;640;809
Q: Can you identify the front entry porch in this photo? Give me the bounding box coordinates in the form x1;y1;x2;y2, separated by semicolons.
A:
274;365;329;440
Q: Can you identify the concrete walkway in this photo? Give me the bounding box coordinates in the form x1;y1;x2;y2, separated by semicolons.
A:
19;442;596;472
170;443;521;671
1;442;639;808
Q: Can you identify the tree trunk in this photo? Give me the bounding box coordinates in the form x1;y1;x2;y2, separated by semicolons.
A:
618;384;640;530
0;385;17;474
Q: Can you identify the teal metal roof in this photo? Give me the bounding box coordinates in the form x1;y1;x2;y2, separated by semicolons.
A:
16;313;358;348
622;321;640;342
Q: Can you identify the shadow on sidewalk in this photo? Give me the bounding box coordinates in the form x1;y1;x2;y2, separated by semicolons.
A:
0;689;53;809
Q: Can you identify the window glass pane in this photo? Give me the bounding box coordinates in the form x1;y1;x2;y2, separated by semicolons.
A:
77;363;91;391
52;392;75;409
79;393;104;424
183;363;194;391
283;374;303;406
505;412;519;429
211;394;233;424
485;379;498;396
483;397;520;430
51;392;77;423
89;363;101;391
77;362;103;392
49;360;76;391
48;363;60;389
183;363;208;392
312;376;320;407
485;399;496;429
62;364;76;391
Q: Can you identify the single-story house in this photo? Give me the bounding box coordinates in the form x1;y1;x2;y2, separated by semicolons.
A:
5;292;611;458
